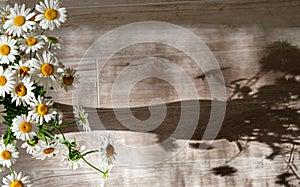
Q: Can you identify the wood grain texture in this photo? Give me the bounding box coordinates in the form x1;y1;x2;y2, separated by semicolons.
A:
1;131;299;187
3;0;300;187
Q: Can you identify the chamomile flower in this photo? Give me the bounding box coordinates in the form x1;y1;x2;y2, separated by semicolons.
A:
11;77;35;106
63;143;86;170
0;4;10;33
19;33;45;54
28;96;57;125
12;59;31;77
33;137;63;160
35;0;67;31
42;35;63;50
30;51;62;90
60;67;79;92
98;134;117;165
0;35;18;64
0;143;19;168
3;4;36;37
73;106;91;132
0;66;16;97
21;136;42;155
11;114;38;141
0;104;6;123
2;171;32;187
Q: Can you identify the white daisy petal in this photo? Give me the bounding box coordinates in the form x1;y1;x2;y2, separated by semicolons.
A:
73;106;91;132
0;144;19;168
2;171;32;187
3;4;36;37
35;0;67;31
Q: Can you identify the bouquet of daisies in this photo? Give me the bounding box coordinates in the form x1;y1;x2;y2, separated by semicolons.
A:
0;1;116;186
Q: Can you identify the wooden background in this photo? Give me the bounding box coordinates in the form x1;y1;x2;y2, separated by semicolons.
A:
2;0;300;186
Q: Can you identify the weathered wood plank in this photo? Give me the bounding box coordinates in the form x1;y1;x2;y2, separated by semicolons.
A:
0;131;298;187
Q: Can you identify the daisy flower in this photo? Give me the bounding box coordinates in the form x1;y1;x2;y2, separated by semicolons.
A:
11;76;35;106
0;66;16;97
98;134;117;165
28;95;57;125
63;143;86;171
30;51;63;90
73;106;91;132
21;136;42;155
3;4;36;37
35;0;67;31
11;114;38;141
0;35;18;64
42;35;63;50
19;33;45;54
12;59;31;77
33;137;63;160
2;171;32;187
60;67;79;92
0;4;10;33
0;104;6;123
0;143;19;168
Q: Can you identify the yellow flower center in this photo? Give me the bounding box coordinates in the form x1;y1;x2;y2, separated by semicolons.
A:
43;148;55;154
15;84;27;97
10;180;24;187
1;150;11;160
18;66;29;76
37;104;48;115
0;44;10;55
0;75;7;86
26;37;37;46
44;9;57;20
14;16;25;26
41;63;53;76
19;122;32;133
63;74;74;86
106;144;115;158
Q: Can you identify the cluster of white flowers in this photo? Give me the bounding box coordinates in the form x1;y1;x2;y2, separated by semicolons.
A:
0;1;116;187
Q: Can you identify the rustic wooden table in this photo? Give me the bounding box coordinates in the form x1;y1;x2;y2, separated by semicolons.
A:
3;0;300;186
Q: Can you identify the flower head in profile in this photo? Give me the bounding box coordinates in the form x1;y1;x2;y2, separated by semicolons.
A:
30;51;63;90
63;143;86;171
0;4;10;33
35;0;67;31
0;66;16;97
60;67;79;92
21;136;42;155
33;136;63;160
2;171;32;187
0;104;6;123
73;106;90;132
3;4;36;37
12;114;38;141
11;76;35;106
42;35;63;50
0;35;18;64
98;134;117;165
0;143;19;168
28;95;57;125
19;33;45;54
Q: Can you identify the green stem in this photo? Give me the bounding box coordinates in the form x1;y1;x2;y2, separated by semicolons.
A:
52;126;66;140
56;121;78;127
82;157;105;174
81;150;99;157
9;166;14;175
